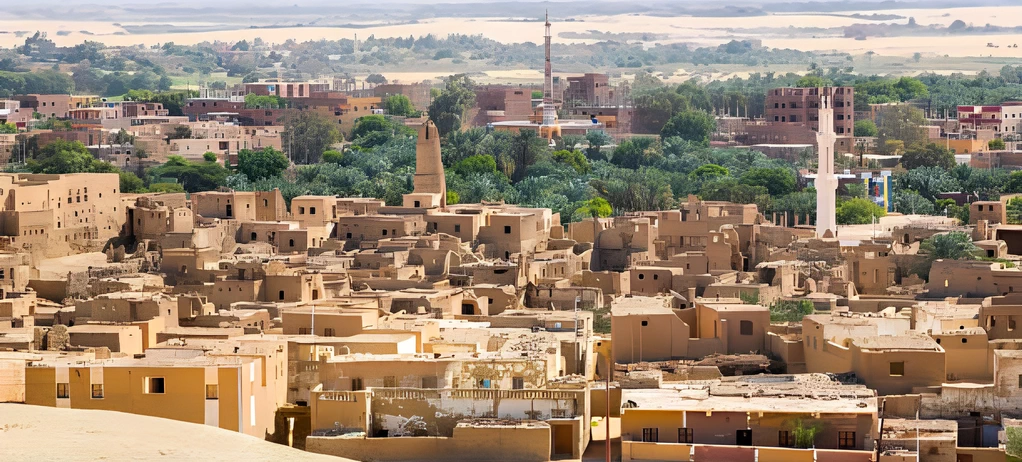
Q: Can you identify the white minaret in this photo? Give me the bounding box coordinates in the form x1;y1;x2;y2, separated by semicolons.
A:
542;11;556;127
815;90;838;238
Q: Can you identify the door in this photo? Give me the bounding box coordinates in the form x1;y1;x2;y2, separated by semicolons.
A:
736;429;752;446
552;425;573;457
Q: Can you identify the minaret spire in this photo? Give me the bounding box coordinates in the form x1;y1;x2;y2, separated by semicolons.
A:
542;10;555;127
815;89;838;238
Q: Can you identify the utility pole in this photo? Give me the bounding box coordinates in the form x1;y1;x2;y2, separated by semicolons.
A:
605;354;611;462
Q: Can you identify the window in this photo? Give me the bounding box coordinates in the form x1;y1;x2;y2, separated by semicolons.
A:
891;362;905;377
414;200;420;207
352;378;364;391
278;290;285;300
206;384;219;400
91;384;104;399
504;225;512;234
146;377;165;394
298;327;311;335
678;428;693;444
779;430;793;447
299;207;305;214
454;224;461;233
422;376;438;389
838;431;856;449
642;428;659;443
740;320;753;336
384;376;396;388
641;320;648;327
289;239;295;247
512;377;524;390
57;383;69;399
324;328;335;337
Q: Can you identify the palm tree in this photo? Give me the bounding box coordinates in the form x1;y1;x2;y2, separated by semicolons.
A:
575;197;613;245
920;231;981;261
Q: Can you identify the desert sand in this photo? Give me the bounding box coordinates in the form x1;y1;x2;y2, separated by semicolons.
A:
2;6;1022;57
0;403;351;461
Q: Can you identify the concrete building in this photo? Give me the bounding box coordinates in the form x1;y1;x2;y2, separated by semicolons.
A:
766;86;854;135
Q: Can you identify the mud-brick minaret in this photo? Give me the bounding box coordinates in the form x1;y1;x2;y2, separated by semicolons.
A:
409;119;446;209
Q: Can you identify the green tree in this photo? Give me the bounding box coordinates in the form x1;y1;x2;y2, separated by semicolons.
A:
610;137;661;170
27;140;107;174
876;105;927;154
147;182;186;193
836;197;886;224
901;143;955;170
854;119;878;137
740;167;796;196
0;122;16;134
660;110;716;146
453;154;499;177
427;74;476;137
202;152;217;162
575;196;613;241
921;231;980;260
690;164;729;181
146;155;230;192
167;125;192;140
989;138;1006;150
446;190;460;205
584;130;612;161
795;75;830;88
119;171;145;193
244;93;287;109
237;147;289;181
322;150;343;164
892;190;935;215
552;149;590;174
770;300;815;322
282;110;340;164
384;94;415;117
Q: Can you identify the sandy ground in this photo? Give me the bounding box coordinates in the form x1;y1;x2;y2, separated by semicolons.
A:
2;7;1022;57
0;403;351;461
35;251;117;279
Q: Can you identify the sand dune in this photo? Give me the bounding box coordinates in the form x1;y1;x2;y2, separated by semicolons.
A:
0;403;351;461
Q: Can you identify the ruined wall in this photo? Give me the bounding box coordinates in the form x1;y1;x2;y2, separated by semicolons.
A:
369;388;582;438
307;423;551;462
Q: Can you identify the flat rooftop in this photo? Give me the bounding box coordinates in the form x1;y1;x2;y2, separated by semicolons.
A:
611;296;674;316
853;335;940;351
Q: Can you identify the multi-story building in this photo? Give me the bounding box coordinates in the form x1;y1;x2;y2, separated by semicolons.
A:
563;73;613;107
765;86;854;135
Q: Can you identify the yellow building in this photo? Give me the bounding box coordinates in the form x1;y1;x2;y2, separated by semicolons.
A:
23;337;287;438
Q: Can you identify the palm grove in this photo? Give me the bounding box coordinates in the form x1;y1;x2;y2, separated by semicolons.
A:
14;69;1022;227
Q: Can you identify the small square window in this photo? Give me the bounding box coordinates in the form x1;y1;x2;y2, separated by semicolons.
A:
206;384;219;400
779;430;793;447
512;377;524;390
310;207;316;215
740;320;753;336
642;428;659;443
454;224;461;233
641;320;648;327
889;362;905;377
57;383;69;399
146;377;165;394
838;431;856;449
91;384;104;399
504;225;512;234
678;428;693;444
